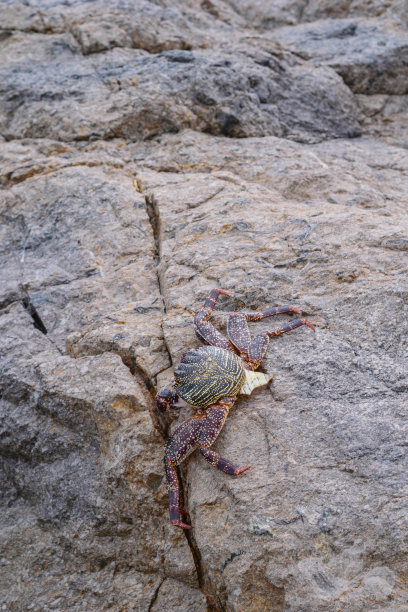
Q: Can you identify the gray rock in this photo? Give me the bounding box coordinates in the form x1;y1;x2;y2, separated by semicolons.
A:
223;0;408;28
0;303;200;610
135;129;408;610
1;0;408;609
0;30;360;143
273;18;408;94
223;0;307;29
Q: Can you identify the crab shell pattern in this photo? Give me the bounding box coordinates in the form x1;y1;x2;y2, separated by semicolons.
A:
174;345;271;408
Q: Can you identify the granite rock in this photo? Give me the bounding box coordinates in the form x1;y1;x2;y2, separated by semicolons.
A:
135;130;408;610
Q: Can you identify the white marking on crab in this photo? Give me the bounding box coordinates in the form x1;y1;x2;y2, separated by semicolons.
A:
239;370;272;395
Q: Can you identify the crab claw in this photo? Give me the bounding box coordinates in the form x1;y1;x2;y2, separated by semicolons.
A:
290;306;302;315
234;465;252;475
156;389;180;412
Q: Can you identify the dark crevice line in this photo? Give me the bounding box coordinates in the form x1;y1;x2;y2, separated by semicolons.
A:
1;270;98;311
138;180;224;612
1;160;126;189
20;287;64;354
21;293;47;334
123;349;170;441
147;577;165;612
144;190;173;366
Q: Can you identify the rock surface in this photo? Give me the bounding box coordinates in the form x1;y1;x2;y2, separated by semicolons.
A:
1;1;407;611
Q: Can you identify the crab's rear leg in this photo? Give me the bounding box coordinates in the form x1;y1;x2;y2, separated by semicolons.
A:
246;318;315;370
164;416;204;529
197;397;251;475
194;288;236;351
227;305;302;357
164;457;192;530
199;447;251;475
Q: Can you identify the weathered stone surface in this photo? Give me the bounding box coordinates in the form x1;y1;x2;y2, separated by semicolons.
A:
0;31;361;143
0;143;170;378
224;0;408;28
301;0;408;23
1;0;408;610
134;130;408;610
224;0;307;29
0;303;199;610
273;18;408;94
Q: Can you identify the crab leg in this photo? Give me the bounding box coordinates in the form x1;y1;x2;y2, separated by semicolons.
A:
197;398;250;474
246;318;315;370
164;457;191;529
164;416;204;529
194;288;235;351
199;447;251;475
227;305;301;355
164;397;244;529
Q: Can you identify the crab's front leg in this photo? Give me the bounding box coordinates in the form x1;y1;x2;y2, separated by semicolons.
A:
164;416;204;529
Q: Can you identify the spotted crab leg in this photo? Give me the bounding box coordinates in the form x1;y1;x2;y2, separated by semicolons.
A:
199;447;251;475
164;457;192;530
197;397;251;475
246;318;315;370
227;305;302;357
194;288;236;351
164;397;249;529
164;416;204;529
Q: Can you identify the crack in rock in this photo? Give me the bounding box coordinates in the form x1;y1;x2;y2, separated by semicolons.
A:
139;180;224;612
21;291;48;335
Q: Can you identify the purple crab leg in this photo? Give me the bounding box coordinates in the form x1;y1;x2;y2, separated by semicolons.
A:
247;318;315;370
164;397;240;529
227;305;302;356
199;447;251;475
194;288;236;351
164;456;192;529
164;416;204;529
197;398;250;474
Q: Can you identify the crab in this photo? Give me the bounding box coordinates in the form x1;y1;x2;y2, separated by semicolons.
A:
156;288;315;529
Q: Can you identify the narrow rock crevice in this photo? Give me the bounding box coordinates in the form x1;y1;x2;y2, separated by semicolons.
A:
125;352;170;441
143;190;173;367
1;160;126;189
140;182;224;612
147;578;165;612
144;192;161;266
21;292;47;335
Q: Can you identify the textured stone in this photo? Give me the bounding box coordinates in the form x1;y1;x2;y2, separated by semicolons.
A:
1;0;408;610
273;18;408;94
135;130;408;610
0;30;360;143
0;303;198;610
224;0;408;28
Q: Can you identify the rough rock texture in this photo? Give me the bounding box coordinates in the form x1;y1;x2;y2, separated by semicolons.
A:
273;18;408;94
1;1;407;611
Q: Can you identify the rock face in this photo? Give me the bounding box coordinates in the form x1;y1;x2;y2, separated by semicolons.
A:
0;1;407;611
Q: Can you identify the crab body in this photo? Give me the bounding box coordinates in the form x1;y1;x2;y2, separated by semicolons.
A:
174;345;270;408
156;288;314;529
